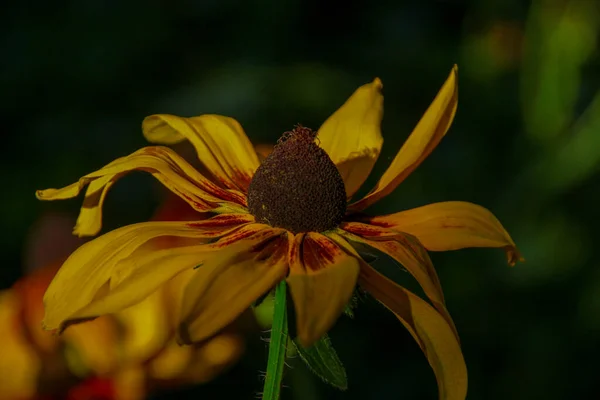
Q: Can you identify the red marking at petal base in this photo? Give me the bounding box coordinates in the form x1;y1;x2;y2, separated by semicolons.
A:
186;214;252;228
216;188;248;207
302;234;342;272
213;226;275;248
288;234;304;271
179;193;211;211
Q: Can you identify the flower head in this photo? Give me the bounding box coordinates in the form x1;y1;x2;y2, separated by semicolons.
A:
248;125;346;233
37;65;522;400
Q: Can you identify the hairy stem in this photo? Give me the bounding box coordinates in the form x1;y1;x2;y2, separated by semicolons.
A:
262;280;288;400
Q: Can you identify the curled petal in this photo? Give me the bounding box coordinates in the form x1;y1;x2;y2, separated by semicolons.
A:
287;233;360;347
36;146;246;237
366;201;523;266
337;223;458;341
351;66;458;211
178;226;288;344
358;262;468;400
43;214;254;332
143;114;260;192
317;78;384;198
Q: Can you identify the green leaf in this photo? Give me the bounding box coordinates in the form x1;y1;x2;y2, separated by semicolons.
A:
293;334;348;390
262;280;288;400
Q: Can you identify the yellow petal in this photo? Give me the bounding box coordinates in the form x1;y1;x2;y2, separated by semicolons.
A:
143;114;260;192
366;201;523;266
351;66;458;211
317;78;384;198
148;338;192;380
287;233;360;347
116;288;170;365
0;291;41;399
254;143;274;162
43;214;253;331
337;223;458;341
113;366;146;400
63;316;120;375
178;226;288;344
358;263;468;400
179;333;245;384
36;146;246;237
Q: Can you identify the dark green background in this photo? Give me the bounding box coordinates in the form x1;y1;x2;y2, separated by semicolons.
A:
3;0;600;399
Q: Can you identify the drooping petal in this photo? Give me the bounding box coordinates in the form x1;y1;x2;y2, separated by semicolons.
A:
317;78;384;199
351;66;459;211
337;222;458;341
43;214;254;332
287;233;360;347
324;233;467;399
358;262;467;400
36;146;246;237
143;114;260;192
177;227;288;344
365;201;523;266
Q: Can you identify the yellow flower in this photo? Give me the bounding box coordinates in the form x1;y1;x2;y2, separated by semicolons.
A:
37;65;521;400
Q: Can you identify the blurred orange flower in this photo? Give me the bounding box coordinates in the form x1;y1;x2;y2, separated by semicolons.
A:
1;200;245;400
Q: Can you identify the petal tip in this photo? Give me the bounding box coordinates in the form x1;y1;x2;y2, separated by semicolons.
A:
72;223;99;238
372;77;383;89
450;65;459;87
507;246;525;267
35;189;48;200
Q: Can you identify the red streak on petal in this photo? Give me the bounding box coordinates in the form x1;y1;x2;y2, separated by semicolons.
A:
216;188;248;207
186;214;252;229
214;226;274;248
341;222;388;237
233;170;253;193
302;235;341;272
288;234;304;271
215;169;253;195
179;193;211;211
367;219;393;228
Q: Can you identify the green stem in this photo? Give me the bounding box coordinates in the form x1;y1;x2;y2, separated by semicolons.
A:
262;280;288;400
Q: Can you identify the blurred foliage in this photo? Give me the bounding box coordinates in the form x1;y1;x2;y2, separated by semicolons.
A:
2;0;600;399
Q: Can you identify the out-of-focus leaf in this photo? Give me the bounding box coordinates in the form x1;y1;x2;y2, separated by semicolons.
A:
532;88;600;194
293;334;348;390
253;292;275;329
521;0;599;143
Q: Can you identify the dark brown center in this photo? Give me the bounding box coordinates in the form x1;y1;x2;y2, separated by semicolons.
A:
247;126;347;234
